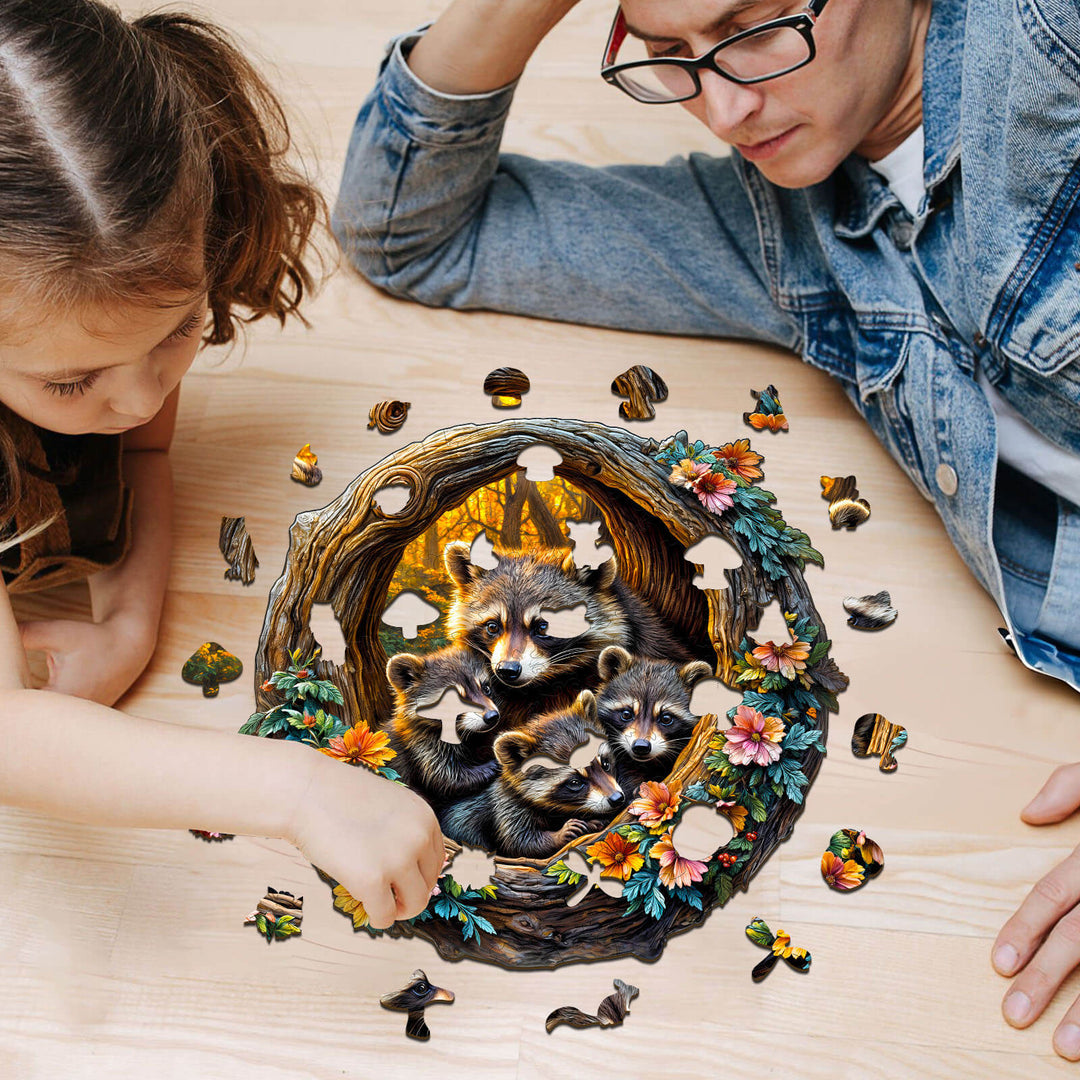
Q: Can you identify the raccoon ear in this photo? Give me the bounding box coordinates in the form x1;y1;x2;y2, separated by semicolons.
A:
559;549;576;575
573;689;598;724
494;730;531;770
598;645;633;682
386;653;426;691
678;660;714;689
444;541;483;589
581;555;618;589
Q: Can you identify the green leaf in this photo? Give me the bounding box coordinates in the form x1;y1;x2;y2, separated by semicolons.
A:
715;874;734;905
746;792;768;822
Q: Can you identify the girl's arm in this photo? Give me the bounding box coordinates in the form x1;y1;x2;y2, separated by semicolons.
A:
19;388;177;705
0;579;444;928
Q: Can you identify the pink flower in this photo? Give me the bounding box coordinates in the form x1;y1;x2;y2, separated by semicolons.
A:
724;704;785;767
628;781;680;831
751;638;811;680
651;831;708;889
690;466;737;515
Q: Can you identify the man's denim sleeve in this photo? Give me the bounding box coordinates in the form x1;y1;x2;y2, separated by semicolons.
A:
333;32;799;351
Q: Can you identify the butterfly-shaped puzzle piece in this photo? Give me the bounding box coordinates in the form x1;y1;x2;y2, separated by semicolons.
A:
745;917;812;981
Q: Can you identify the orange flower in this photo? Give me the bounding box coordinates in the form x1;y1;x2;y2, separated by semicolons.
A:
628;781;680;831
747;412;789;432
651;831;708;889
715;799;748;833
821;852;865;890
715;439;764;481
752;638;811;680
586;833;645;881
668;458;700;489
319;722;395;770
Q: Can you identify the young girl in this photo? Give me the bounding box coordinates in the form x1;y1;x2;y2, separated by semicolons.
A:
0;0;443;931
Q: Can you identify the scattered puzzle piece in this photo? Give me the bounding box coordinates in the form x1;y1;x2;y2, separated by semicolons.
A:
820;475;871;530
244;886;303;942
821;828;884;891
611;365;668;421
843;590;897;630
368;399;410;433
852;712;907;772
380;970;455;1041
483;366;530;408
189;829;234;841
291;443;322;486
219;515;259;585
545;979;639;1033
745;918;812;981
382;591;441;639
743;384;789;433
181;642;242;698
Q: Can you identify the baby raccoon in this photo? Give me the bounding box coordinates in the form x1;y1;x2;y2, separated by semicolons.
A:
439;690;626;859
443;541;690;702
596;645;713;797
385;645;504;812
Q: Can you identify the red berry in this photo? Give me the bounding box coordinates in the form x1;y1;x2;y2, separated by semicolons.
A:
746;832;757;841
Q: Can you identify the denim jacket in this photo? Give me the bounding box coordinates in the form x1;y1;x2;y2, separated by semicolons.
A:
333;0;1080;693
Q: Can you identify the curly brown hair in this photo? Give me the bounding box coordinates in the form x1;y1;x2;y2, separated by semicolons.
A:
0;0;326;532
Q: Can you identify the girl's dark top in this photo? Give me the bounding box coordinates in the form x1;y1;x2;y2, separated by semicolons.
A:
0;406;132;594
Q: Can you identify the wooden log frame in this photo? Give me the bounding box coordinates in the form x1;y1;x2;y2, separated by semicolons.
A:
255;418;831;968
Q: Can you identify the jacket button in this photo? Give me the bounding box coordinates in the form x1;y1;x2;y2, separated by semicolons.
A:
890;220;914;249
935;463;959;496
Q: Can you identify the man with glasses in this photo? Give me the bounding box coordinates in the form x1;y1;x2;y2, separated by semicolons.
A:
333;0;1080;1058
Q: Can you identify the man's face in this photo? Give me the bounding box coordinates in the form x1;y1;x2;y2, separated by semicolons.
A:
615;0;924;187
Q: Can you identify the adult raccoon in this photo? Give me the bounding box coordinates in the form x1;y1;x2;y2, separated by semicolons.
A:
385;645;504;812
439;689;625;858
595;645;713;798
443;542;691;708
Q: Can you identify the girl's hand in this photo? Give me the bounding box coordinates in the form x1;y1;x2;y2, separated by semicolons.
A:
287;755;446;930
993;763;1080;1060
19;614;154;706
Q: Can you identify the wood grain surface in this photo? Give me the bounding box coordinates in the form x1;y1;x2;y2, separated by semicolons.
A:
2;1;1079;1076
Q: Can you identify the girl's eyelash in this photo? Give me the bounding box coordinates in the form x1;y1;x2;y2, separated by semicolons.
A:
166;310;205;342
44;371;100;398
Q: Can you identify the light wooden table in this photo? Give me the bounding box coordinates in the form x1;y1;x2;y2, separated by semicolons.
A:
3;2;1079;1076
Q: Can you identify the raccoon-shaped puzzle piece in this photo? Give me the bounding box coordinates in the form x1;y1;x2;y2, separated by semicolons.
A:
443;542;691;726
596;646;714;798
386;645;504;812
439;690;626;859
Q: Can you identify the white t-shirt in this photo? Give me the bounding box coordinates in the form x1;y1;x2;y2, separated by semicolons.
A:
869;126;1080;508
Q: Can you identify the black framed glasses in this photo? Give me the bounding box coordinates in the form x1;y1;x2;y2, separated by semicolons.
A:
601;0;830;104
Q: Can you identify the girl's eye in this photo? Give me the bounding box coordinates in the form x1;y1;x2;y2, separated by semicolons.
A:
43;371;100;398
162;309;205;344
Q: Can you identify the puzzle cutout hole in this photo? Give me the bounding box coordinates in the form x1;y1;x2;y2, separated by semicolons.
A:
539;604;591;638
672;802;735;862
564;848;625;906
683;535;744;590
416;688;483;746
516;444;563;482
447;843;498;890
521;729;607;773
564;518;615;563
688;678;741;721
752;599;795;646
382;591;441;640
374;484;412;515
307;602;348;666
469;530;498;570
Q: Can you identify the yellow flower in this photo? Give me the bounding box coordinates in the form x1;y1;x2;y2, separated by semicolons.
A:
332;884;370;929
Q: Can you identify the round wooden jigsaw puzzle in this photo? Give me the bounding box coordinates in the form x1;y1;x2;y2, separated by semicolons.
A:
249;417;847;968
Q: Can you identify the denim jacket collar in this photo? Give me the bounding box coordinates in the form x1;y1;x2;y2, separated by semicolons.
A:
834;0;965;239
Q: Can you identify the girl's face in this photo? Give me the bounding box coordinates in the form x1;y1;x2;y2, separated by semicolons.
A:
0;296;206;435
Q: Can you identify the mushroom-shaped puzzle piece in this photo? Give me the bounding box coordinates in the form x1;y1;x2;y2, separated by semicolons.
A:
611;365;668;421
380;969;455;1041
181;642;243;697
483;366;530;408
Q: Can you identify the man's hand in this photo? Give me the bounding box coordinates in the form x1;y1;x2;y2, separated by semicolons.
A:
993;763;1080;1061
19;613;154;705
